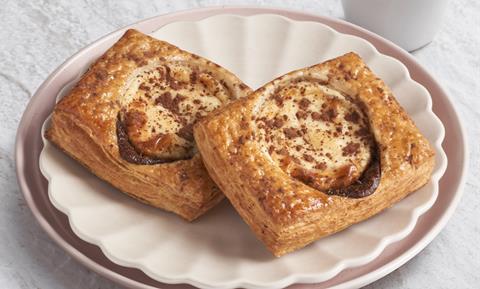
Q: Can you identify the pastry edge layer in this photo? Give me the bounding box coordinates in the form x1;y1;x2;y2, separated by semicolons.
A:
46;106;224;222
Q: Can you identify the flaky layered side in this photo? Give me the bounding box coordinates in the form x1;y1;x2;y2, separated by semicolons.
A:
194;52;435;255
46;29;252;221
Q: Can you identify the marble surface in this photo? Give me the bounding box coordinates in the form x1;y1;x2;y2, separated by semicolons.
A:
0;0;478;288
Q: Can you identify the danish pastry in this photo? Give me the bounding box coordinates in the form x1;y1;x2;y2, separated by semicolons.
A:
46;29;252;221
194;52;435;256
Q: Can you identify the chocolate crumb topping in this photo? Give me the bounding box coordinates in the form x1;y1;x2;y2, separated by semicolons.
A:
303;154;315;162
345;111;360;123
283;127;301;139
298;98;311;110
273;94;284;106
273;117;285;128
164;66;176;89
190;71;197;83
268;145;275;154
342;142;360;156
315;162;327;170
155;91;173;108
177;123;194;141
296;110;308;120
311;111;322;121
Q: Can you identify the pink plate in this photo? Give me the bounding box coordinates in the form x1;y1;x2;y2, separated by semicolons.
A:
15;6;467;289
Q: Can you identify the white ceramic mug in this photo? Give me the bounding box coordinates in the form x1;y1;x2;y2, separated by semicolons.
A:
342;0;449;51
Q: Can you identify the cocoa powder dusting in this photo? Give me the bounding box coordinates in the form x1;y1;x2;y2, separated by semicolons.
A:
296;110;307;120
320;107;338;122
272;117;285;128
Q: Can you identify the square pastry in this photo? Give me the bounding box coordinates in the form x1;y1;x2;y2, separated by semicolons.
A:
46;29;251;221
194;52;435;256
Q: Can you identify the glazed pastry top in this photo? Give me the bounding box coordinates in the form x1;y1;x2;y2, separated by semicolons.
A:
54;29;250;164
195;52;435;225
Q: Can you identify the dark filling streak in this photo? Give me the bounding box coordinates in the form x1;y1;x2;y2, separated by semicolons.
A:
116;114;191;165
325;148;381;198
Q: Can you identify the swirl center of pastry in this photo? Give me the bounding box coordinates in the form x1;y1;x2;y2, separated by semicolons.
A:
118;63;230;162
256;80;376;191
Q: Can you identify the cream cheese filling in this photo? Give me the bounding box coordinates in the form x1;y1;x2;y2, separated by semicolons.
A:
119;62;229;159
256;79;375;190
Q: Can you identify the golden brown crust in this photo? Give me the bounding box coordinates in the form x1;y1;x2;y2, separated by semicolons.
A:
194;52;435;255
46;29;252;221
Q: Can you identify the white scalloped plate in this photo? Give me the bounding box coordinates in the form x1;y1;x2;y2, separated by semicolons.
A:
39;14;447;289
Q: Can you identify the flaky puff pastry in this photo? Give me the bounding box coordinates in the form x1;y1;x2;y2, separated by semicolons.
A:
46;29;251;221
194;53;435;256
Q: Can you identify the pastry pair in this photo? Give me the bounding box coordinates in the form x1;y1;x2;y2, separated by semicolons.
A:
46;29;435;256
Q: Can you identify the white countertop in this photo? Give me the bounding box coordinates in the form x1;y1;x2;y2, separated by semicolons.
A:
1;0;479;288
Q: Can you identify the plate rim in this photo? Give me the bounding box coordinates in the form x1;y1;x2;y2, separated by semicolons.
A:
39;12;448;289
15;5;468;289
